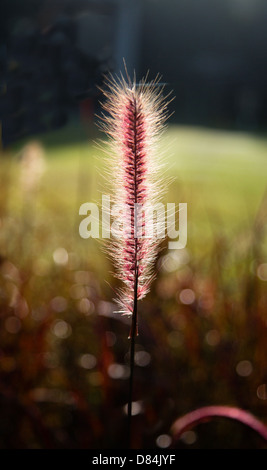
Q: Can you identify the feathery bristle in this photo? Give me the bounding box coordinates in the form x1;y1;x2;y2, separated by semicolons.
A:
99;71;171;317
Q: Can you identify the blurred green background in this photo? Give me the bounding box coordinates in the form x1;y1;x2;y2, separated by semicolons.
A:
1;0;267;450
1;119;267;449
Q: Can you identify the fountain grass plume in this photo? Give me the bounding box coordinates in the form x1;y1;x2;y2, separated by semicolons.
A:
98;69;172;337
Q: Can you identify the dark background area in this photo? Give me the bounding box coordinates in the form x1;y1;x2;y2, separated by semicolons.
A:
1;0;267;146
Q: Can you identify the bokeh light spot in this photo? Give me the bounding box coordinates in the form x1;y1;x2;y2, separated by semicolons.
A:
179;288;196;305
159;250;190;273
181;430;197;445
77;298;93;314
5;316;21;334
135;350;151;367
98;301;114;316
257;384;267;400
79;353;97;369
51;296;68;312
53;247;68;266
123;400;143;416
236;360;253;377
257;263;267;281
15;297;29;319
70;284;85;299
108;363;130;379
156;434;172;448
52;320;72;339
205;329;220;347
1;261;20;283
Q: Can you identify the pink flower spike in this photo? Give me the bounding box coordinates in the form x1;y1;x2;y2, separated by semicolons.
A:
98;70;172;333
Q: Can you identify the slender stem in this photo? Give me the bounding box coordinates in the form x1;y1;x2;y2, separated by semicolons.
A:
127;93;139;449
128;271;138;448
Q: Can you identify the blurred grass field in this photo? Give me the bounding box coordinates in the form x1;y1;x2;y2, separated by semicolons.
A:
5;120;267;249
1;121;267;449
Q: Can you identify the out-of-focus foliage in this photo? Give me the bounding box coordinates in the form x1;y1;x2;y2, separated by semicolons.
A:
0;122;267;449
